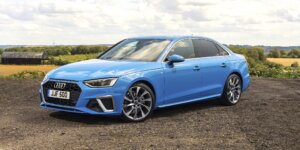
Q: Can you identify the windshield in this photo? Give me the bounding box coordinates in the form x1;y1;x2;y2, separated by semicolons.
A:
99;39;171;61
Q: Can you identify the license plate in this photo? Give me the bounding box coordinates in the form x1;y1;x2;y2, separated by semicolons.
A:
48;89;70;100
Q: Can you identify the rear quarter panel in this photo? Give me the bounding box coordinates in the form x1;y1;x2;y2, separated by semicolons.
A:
227;54;250;91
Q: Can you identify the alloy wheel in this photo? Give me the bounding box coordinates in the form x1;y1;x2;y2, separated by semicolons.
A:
122;85;153;121
226;76;242;104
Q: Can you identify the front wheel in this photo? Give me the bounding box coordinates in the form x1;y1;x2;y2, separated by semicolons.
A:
121;83;155;122
220;74;242;105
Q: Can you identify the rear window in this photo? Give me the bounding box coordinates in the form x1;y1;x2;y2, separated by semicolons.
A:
216;44;229;56
192;39;219;57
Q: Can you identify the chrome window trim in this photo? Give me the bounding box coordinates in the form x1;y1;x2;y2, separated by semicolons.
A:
160;37;232;63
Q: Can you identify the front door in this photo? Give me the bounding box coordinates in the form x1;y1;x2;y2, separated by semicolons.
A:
163;39;202;105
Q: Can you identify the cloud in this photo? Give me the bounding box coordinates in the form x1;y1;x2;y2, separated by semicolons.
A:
183;1;215;7
38;2;81;14
182;10;211;21
0;0;299;46
274;9;300;22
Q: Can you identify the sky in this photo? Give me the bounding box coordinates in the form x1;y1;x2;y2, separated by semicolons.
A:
0;0;299;46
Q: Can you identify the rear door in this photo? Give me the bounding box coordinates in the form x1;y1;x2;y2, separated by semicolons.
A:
192;39;231;97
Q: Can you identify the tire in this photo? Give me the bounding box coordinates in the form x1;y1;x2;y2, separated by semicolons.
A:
121;83;155;122
220;74;242;106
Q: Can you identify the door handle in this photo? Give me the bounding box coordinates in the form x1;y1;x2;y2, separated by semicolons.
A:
193;65;200;71
221;62;227;68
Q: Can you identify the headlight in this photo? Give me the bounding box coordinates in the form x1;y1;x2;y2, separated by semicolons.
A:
84;78;118;88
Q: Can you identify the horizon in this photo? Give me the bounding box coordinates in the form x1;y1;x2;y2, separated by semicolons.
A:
1;43;300;47
0;0;300;46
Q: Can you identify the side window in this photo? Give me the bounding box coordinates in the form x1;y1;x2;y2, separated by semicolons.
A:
192;39;219;57
215;44;229;56
167;39;195;59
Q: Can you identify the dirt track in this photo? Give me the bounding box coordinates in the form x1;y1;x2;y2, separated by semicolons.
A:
0;78;299;150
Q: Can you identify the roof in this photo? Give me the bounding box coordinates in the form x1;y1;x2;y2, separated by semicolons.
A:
127;35;214;41
1;52;48;59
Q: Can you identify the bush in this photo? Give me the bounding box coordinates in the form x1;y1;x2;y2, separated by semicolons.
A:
291;62;299;68
249;62;300;78
264;61;284;69
229;45;300;78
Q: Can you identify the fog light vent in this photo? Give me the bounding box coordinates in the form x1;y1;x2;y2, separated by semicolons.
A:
100;97;114;110
96;96;114;112
87;99;103;112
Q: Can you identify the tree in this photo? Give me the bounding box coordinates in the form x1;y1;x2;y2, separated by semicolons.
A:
247;48;260;61
257;48;266;61
279;50;288;58
288;49;300;58
0;48;3;55
268;49;280;58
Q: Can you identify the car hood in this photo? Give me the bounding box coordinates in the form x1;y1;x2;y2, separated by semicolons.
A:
48;59;161;81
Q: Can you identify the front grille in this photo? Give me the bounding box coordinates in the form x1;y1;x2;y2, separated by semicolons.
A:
42;81;81;106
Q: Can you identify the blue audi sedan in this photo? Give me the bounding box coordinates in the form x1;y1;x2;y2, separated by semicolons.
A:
40;36;250;122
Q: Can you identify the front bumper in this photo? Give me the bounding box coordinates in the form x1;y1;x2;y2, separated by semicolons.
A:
40;79;125;116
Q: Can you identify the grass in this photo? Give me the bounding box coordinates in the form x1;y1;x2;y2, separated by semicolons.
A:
0;65;57;76
267;58;300;67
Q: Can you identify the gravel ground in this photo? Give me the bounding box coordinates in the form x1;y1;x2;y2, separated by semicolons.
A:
0;78;299;150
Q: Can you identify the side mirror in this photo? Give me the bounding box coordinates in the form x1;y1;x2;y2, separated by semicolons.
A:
167;54;185;64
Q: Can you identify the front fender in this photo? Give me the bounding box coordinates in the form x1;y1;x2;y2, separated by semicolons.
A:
117;69;165;107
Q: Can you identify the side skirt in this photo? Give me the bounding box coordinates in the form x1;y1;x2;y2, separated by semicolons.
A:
157;94;221;108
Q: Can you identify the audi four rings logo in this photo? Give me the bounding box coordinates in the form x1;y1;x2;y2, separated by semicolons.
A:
54;82;66;89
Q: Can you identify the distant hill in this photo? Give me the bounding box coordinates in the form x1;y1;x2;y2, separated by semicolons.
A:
262;46;300;52
0;44;113;50
1;44;299;53
0;45;24;49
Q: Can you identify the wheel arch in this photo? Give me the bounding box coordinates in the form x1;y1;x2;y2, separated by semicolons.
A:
134;80;156;98
127;79;157;103
229;71;243;88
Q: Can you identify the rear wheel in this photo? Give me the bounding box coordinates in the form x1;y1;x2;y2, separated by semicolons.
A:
121;83;155;122
220;74;242;105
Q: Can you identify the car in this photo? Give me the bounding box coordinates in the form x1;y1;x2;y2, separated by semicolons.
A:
40;36;250;122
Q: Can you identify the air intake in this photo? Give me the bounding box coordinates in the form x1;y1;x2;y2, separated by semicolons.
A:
86;96;114;112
